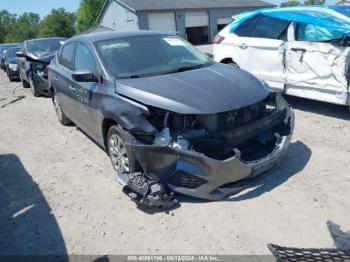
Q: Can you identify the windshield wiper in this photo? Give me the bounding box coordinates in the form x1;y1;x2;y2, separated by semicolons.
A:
176;64;206;72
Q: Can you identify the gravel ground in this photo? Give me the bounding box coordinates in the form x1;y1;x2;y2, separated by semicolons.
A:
0;66;350;255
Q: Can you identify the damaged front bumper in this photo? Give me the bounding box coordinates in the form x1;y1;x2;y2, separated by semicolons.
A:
117;93;294;204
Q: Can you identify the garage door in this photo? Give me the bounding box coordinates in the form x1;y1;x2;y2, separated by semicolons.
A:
217;18;233;25
185;11;209;27
148;13;176;33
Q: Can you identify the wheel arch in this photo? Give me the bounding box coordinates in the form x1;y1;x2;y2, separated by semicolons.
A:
102;118;119;153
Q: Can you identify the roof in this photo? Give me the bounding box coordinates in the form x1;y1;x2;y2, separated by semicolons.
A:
79;25;113;35
69;30;168;43
230;6;350;35
100;0;274;15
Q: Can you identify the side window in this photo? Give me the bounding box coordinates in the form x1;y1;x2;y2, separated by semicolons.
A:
295;23;344;42
234;15;289;40
60;43;75;70
74;43;96;73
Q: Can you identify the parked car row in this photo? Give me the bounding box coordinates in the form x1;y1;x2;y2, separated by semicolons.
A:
1;5;348;208
0;38;66;97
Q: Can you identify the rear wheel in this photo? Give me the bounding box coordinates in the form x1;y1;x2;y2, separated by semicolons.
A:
52;91;71;126
107;125;138;173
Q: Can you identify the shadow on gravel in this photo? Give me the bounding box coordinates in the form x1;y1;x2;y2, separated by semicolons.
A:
327;220;350;249
284;95;350;121
0;154;67;257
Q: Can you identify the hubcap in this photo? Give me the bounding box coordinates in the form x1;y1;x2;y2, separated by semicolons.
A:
53;94;63;121
109;134;130;173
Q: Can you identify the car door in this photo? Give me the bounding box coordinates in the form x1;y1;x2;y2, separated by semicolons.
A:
72;42;101;137
53;42;77;120
224;15;290;91
285;22;350;105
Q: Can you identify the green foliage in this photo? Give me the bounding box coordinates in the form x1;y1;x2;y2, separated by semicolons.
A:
0;10;16;43
38;8;76;38
281;1;302;7
304;0;326;5
281;0;325;7
5;12;40;43
76;0;105;33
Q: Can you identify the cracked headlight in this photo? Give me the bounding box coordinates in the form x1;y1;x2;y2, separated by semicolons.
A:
9;63;18;70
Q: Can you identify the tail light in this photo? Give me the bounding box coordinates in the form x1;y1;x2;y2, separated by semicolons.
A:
213;35;225;44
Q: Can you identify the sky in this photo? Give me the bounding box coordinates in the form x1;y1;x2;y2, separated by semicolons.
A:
0;0;81;17
0;0;338;18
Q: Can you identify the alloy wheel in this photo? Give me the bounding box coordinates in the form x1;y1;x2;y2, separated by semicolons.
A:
109;134;130;173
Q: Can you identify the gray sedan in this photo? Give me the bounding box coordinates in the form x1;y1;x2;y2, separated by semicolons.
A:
49;31;294;207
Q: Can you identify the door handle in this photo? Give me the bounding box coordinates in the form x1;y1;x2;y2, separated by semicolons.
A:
238;43;248;49
291;48;306;52
68;85;76;91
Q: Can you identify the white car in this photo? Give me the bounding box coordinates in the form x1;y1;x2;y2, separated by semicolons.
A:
214;7;350;107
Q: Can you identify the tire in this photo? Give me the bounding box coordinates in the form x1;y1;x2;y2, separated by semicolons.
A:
107;125;138;173
52;90;71;126
29;74;40;97
20;74;30;88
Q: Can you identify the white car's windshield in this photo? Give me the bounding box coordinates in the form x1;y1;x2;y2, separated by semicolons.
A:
97;35;212;78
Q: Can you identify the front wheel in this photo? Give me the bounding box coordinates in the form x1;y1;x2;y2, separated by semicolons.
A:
107;125;138;173
52;91;71;126
29;75;40;97
20;74;30;88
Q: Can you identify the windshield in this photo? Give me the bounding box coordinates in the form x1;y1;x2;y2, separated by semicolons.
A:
27;39;65;53
7;47;20;58
2;44;20;54
96;35;212;78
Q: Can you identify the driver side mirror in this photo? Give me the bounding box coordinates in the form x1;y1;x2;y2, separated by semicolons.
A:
72;71;98;82
16;52;25;57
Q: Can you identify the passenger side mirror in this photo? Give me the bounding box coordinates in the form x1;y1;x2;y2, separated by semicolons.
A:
16;52;24;57
72;71;98;82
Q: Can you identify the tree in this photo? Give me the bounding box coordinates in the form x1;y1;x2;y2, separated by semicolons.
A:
304;0;325;5
38;8;76;38
0;10;16;43
5;12;40;42
76;0;105;33
281;1;302;7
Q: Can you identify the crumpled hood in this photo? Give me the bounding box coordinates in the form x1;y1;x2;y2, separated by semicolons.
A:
26;51;56;63
115;63;269;114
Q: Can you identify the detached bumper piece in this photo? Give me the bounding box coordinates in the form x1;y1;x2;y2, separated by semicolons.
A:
268;244;350;262
116;171;178;208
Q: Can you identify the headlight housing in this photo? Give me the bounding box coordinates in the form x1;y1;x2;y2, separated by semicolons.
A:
9;63;18;70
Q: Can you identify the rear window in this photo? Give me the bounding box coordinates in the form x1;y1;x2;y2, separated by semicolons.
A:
234;15;289;40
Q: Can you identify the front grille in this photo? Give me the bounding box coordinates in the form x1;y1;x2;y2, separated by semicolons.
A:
168;171;207;189
268;244;350;262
